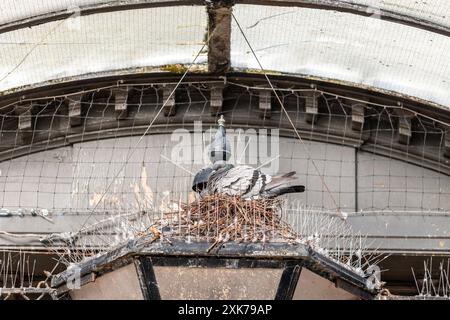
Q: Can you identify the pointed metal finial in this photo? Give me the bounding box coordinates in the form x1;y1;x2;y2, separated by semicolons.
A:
209;114;230;164
218;115;225;127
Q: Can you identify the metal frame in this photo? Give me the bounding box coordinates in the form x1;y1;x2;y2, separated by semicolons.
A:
275;265;302;300
0;287;58;300
135;257;161;300
149;256;302;300
51;240;378;300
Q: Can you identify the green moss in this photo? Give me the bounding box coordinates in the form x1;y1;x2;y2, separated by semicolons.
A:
161;64;188;74
244;68;282;76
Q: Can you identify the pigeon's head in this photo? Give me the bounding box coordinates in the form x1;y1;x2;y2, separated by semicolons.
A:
212;160;227;171
209;115;231;163
192;166;214;193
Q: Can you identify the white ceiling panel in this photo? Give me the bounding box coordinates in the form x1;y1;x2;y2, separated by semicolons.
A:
0;6;207;92
231;4;450;108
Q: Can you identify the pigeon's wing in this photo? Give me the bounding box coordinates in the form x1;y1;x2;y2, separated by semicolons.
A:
242;169;272;199
259;170;304;198
209;166;259;196
218;166;256;196
207;166;233;194
208;165;276;198
264;172;297;191
217;166;250;187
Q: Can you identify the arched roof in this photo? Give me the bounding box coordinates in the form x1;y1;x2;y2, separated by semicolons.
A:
0;0;449;109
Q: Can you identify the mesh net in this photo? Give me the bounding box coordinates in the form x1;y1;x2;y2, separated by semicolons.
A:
1;1;449;299
0;83;448;216
0;80;446;272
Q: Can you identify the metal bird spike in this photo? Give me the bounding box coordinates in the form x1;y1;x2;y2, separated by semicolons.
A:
0;251;59;300
412;259;450;298
1;252;32;290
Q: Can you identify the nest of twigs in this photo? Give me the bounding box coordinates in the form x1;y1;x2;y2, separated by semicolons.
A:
153;194;298;251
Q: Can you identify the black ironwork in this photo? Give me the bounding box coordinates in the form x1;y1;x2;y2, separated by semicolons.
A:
135;257;161;300
275;265;302;300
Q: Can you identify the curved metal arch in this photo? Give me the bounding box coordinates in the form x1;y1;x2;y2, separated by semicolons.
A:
2;66;450;119
0;0;203;35
240;0;450;37
0;0;449;37
0;73;449;176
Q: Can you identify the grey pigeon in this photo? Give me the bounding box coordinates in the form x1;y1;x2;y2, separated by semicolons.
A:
192;115;305;199
206;162;305;199
192;115;232;193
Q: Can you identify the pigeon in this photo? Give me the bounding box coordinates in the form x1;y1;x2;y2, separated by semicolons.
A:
192;115;231;193
205;161;305;199
192;115;305;199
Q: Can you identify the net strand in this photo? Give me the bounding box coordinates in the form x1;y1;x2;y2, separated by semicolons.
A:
231;12;344;218
76;26;217;232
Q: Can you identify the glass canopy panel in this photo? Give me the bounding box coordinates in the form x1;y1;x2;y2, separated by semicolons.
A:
153;266;283;299
69;264;144;300
231;4;450;109
1;1;449;29
0;6;207;92
345;0;450;29
293;268;359;300
0;0;106;25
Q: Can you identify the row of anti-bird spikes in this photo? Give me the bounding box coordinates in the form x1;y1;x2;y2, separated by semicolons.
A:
0;250;58;300
282;202;386;278
0;251;36;290
41;198;384;284
412;258;450;298
0;250;59;300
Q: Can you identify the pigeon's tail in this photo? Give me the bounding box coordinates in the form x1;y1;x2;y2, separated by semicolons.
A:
264;185;305;198
264;172;297;190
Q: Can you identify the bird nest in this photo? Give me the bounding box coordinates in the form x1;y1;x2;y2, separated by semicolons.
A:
151;194;298;251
